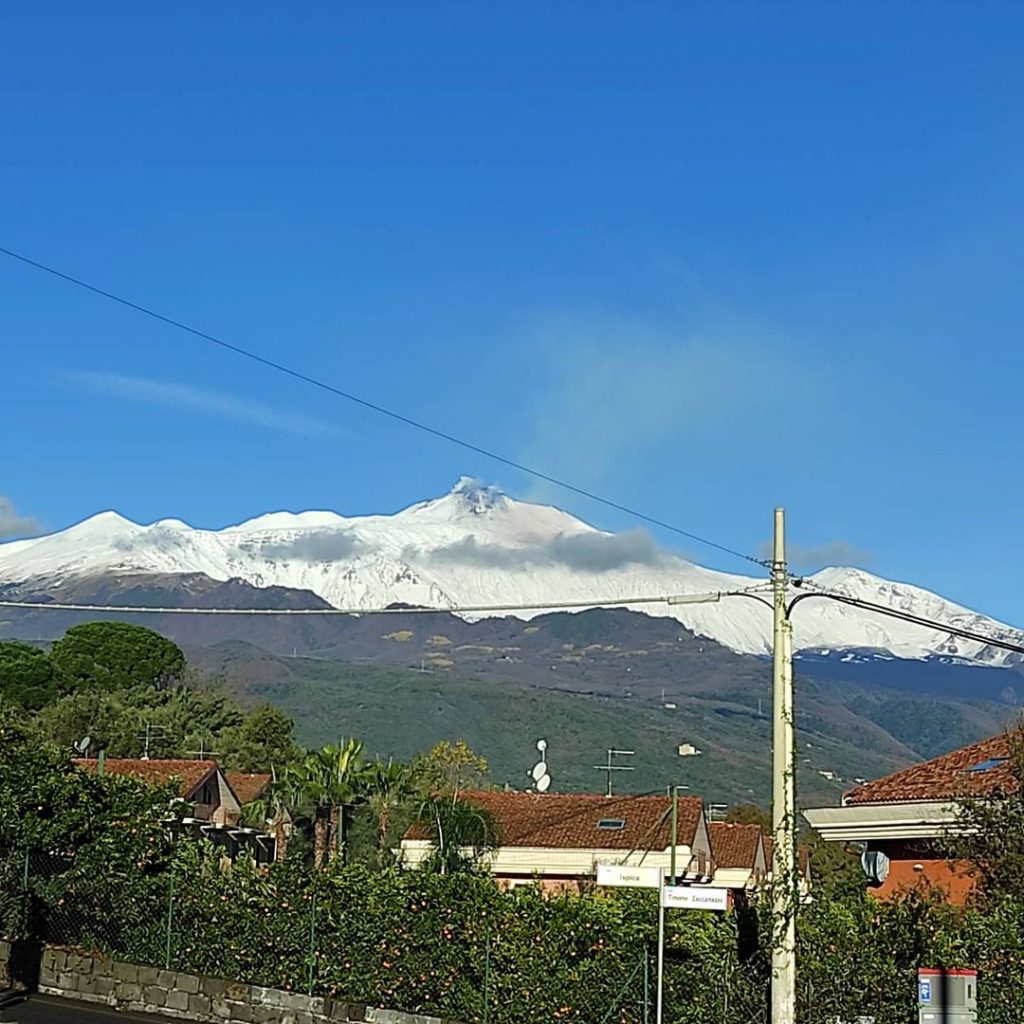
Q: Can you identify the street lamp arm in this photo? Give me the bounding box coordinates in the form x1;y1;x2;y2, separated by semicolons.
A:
720;590;775;612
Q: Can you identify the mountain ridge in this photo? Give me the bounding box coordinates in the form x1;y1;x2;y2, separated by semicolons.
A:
2;478;1021;666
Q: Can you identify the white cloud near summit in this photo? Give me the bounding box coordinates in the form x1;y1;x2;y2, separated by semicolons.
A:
415;528;670;573
0;497;39;539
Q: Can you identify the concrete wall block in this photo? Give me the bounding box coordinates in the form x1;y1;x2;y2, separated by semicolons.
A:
228;1001;255;1023
94;953;114;978
93;976;117;999
177;971;201;994
69;953;93;975
113;961;139;984
280;990;315;1012
226;981;251;1002
139;966;161;986
253;1005;288;1024
165;989;190;1012
56;971;80;991
202;976;228;999
158;969;177;988
188;992;213;1018
116;982;143;1004
143;984;169;1006
211;995;235;1019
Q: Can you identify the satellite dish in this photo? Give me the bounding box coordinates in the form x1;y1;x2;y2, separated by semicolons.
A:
74;736;92;754
861;849;890;886
532;761;548;782
537;739;547;752
536;774;551;793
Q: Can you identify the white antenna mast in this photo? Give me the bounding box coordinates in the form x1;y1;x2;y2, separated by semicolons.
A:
530;739;551;793
593;748;634;798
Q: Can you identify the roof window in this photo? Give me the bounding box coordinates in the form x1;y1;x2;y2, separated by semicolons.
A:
597;818;625;830
965;757;1008;773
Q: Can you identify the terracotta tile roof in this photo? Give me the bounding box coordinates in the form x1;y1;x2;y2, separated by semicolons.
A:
709;822;762;869
224;772;271;806
842;732;1018;805
73;758;218;799
406;791;704;850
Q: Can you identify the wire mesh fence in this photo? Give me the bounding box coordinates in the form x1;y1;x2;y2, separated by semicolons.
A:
0;845;661;1023
0;843;967;1024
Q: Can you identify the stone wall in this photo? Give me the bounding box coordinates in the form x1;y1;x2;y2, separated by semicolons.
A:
0;939;10;989
26;945;460;1024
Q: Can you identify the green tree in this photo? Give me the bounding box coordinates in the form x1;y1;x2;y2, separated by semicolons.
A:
0;640;59;709
416;794;499;875
218;704;300;772
412;739;489;794
277;740;369;869
365;758;415;867
946;725;1024;903
36;684;245;758
51;622;185;692
726;803;771;830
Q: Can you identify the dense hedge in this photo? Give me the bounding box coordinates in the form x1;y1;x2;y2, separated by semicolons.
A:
3;716;1024;1023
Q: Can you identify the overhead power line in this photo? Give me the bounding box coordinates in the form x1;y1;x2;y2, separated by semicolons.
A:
0;244;766;569
0;590;746;617
3;582;1022;655
792;585;1024;656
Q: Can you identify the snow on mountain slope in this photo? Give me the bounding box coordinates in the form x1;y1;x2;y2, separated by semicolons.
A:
1;477;1020;664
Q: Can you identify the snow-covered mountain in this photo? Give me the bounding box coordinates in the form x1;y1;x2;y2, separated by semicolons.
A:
2;477;1020;666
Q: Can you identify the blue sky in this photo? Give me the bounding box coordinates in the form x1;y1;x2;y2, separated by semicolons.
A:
2;3;1023;623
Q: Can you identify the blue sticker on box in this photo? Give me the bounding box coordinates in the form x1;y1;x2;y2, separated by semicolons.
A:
919;979;932;1003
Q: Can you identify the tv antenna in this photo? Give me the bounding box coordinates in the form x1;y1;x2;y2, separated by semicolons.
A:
138;723;168;760
529;739;551;793
593;748;634;798
188;738;221;761
73;735;92;755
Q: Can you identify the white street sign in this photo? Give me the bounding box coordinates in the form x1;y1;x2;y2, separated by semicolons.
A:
596;863;663;889
661;886;729;911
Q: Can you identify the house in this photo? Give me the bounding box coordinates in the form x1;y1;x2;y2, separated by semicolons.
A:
224;771;272;808
708;822;766;890
803;731;1016;903
74;758;242;824
401;791;715;892
74;758;277;864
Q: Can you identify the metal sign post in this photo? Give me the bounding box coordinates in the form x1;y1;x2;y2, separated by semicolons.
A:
596;864;727;1024
656;868;665;1024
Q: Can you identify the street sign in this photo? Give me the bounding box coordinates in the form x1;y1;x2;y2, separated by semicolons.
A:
661;885;729;911
596;863;663;889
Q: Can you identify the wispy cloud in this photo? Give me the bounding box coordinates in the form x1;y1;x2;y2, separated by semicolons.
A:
0;497;40;540
516;314;808;500
62;371;341;439
759;539;873;571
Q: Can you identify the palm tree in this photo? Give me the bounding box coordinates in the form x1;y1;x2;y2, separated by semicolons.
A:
289;740;368;868
366;758;415;867
240;767;293;862
416;793;499;876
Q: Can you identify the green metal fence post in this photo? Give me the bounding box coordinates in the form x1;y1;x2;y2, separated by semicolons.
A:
164;870;175;968
643;948;650;1024
22;850;30;938
482;927;491;1024
307;893;317;995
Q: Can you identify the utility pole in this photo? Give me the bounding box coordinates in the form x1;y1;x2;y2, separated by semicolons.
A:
771;508;796;1024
